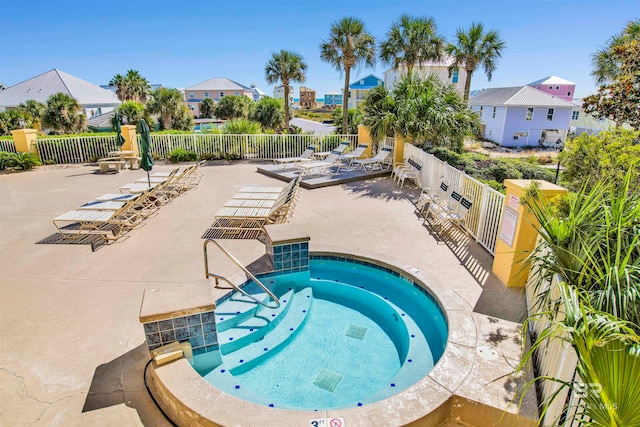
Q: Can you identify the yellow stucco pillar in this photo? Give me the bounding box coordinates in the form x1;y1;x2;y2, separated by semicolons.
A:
120;125;139;156
356;125;373;158
10;129;38;153
492;179;568;287
392;134;405;165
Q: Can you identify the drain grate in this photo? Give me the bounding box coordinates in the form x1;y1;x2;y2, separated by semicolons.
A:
313;369;343;393
345;324;368;340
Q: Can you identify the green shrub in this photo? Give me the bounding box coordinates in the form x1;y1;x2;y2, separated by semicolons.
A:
429;146;464;167
514;160;555;181
167;148;198;163
487;159;522;182
5;152;42;169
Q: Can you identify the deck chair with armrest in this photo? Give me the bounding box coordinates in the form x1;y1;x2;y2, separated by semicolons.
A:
53;204;142;242
296;151;341;176
312;141;351;160
336;144;369;169
353;148;392;171
426;193;473;234
393;158;423;188
415;180;448;213
273;146;316;169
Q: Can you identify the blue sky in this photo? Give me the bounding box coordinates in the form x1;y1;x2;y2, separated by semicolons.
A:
1;0;637;100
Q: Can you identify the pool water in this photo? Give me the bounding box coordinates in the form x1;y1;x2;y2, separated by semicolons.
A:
192;258;448;410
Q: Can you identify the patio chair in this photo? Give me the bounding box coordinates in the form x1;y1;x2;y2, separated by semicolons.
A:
426;193;473;234
53;204;142;241
296;151;341;176
336;144;369;169
312;141;351;160
273;146;316;169
393;158;422;188
94;193;140;203
353;148;392;171
415;180;448;213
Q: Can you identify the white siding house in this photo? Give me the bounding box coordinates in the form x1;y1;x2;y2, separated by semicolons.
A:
469;86;575;147
383;57;468;95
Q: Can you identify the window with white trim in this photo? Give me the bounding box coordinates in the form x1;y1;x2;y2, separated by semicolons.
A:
526;107;534;121
220;92;224;97
204;92;209;98
452;69;459;83
189;92;194;98
547;108;554;121
571;110;579;120
492;107;497;119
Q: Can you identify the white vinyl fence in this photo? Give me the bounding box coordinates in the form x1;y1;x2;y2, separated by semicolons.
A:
403;143;505;255
0;139;17;152
33;133;358;164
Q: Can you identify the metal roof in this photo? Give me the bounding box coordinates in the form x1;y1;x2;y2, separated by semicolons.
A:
185;77;251;91
469;86;575;107
528;75;575;85
0;69;121;108
86;110;115;129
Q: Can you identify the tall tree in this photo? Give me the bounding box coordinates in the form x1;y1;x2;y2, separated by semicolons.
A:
249;97;284;130
591;19;640;84
361;75;479;151
214;96;252;120
446;22;505;103
42;92;86;134
109;70;150;103
264;50;307;129
320;17;376;134
114;101;152;128
146;87;185;130
584;36;640;129
199;97;216;119
379;14;444;79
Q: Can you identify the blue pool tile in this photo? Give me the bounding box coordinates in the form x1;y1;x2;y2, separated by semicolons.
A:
273;245;282;254
292;259;300;267
205;344;218;352
190;336;204;348
187;314;201;326
189;325;203;337
173;317;187;328
203;322;216;334
143;322;158;334
175;327;189;340
301;242;308;250
274;253;283;262
292;243;300;251
158;319;173;331
193;347;206;355
274;261;283;270
283;260;291;269
281;244;291;253
160;330;176;343
283;252;291;261
300;250;308;259
204;333;217;345
201;311;215;323
146;333;161;345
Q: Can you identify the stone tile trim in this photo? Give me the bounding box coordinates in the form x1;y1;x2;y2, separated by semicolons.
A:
143;310;217;355
272;241;309;273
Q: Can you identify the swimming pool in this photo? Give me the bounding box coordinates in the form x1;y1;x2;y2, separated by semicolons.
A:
191;256;448;410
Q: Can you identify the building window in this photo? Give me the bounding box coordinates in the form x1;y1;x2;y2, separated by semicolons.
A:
234;92;240;96
547;108;554;121
556;86;559;90
189;92;194;98
220;92;224;98
492;107;497;119
567;91;571;96
549;86;553;90
204;92;209;98
360;80;364;85
479;106;483;114
526;107;534;121
571;110;579;120
452;69;459;83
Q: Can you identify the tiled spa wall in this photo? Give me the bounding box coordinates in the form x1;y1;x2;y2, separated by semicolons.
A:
143;310;217;355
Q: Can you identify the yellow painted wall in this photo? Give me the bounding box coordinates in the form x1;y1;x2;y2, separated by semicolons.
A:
10;129;38;153
356;125;373;158
492;179;568;287
120;125;139;156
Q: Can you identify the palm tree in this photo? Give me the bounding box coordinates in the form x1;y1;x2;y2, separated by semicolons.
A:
591;19;640;84
42;92;86;134
320;17;376;134
109;73;130;102
446;22;505;103
109;70;151;103
146;87;185;130
379;14;444;80
264;50;307;129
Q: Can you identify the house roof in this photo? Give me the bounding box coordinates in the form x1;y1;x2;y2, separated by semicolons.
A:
383;55;456;75
528;76;575;86
185;77;251;91
0;69;121;108
251;84;266;96
86;110;115;129
469;86;575;108
349;74;383;89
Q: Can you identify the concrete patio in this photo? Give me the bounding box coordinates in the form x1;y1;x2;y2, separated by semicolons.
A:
0;161;536;426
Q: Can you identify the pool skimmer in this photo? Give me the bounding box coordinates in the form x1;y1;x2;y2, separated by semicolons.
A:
345;324;368;340
313;369;343;393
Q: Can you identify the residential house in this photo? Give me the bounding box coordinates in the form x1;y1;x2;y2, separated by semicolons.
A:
569;98;622;136
0;69;120;117
324;90;342;108
273;85;294;106
299;86;316;108
347;74;383;109
383;57;468;95
469;86;575;147
184;77;253;116
251;84;266;102
527;76;575;102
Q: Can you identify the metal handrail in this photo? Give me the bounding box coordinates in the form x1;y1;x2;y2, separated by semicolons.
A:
203;239;280;309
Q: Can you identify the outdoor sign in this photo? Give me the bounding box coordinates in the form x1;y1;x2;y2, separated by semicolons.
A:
499;206;518;247
508;194;519;210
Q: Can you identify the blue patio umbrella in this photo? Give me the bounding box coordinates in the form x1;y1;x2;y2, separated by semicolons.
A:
114;112;125;147
138;119;154;187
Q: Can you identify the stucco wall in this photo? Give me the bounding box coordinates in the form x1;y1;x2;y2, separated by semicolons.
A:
502;106;572;147
473;105;507;144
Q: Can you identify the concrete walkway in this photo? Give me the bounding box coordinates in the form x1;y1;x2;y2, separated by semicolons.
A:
0;162;534;426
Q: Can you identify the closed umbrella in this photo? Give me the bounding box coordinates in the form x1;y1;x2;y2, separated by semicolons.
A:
114;112;125;147
138;119;154;187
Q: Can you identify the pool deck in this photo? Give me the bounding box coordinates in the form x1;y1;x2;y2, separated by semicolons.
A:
0;161;536;426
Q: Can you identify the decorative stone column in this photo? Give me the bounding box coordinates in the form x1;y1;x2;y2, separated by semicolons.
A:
491;179;568;287
10;128;38;153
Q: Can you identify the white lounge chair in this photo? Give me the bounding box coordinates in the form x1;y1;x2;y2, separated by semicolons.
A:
392;158;422;188
273;146;315;169
296;151;341;176
312;141;351;160
336;144;369;170
353;148;392;171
